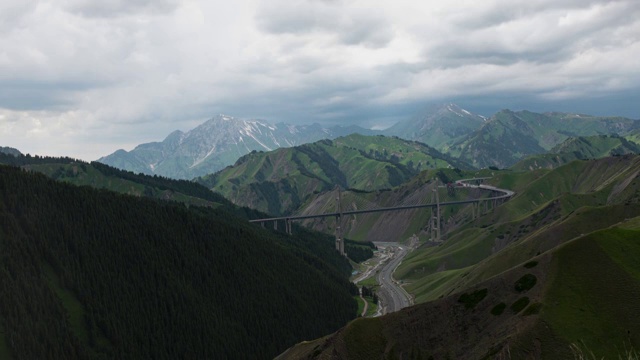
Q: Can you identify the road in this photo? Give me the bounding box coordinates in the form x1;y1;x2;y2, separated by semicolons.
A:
359;288;369;317
374;243;413;315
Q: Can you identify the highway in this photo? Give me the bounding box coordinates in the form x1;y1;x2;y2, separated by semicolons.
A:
374;242;413;315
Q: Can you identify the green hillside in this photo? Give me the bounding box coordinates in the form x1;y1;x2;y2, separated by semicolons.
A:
513;135;640;171
448;110;640;169
295;167;498;242
198;134;471;216
281;225;640;359
398;155;640;299
448;109;546;168
281;155;640;358
0;152;243;211
0;165;357;359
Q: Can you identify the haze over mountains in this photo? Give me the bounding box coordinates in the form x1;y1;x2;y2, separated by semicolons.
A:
98;104;640;180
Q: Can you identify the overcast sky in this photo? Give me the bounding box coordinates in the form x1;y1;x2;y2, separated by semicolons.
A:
1;0;639;160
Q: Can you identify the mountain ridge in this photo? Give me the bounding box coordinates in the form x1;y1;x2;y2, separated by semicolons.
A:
96;104;640;181
197;134;472;216
98;114;378;179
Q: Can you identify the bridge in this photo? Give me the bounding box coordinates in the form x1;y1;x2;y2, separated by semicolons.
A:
249;178;515;255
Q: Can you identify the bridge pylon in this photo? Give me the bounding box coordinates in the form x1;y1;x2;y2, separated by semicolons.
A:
335;186;346;256
430;180;441;242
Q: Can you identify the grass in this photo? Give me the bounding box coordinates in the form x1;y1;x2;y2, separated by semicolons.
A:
541;228;640;357
405;267;467;303
355;296;366;316
397;226;495;281
354;296;379;317
570;342;639;360
363;296;378;317
27;163;218;208
358;275;380;288
343;317;387;359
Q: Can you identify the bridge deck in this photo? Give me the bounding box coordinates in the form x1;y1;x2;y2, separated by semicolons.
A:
249;178;514;223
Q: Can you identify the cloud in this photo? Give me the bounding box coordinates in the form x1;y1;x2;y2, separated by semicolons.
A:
256;0;395;48
62;0;180;18
0;0;639;161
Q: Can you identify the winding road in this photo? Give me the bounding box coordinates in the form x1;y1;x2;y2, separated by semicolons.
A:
374;242;413;315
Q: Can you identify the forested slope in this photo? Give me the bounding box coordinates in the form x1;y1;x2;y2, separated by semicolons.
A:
0;165;356;359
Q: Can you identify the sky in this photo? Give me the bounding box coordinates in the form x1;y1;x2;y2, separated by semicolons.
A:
1;0;639;161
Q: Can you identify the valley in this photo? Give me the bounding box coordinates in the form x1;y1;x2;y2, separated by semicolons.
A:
4;0;640;357
3;104;640;359
374;242;413;315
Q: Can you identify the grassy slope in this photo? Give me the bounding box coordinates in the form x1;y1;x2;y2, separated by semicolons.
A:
512;135;640;171
529;228;640;357
281;222;640;359
201;134;471;216
297;167;494;242
398;156;640;302
23;162;223;209
447;111;640;169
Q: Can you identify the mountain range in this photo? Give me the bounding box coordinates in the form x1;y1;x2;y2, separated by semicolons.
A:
98;114;377;179
4;130;640;357
512;134;640;171
98;104;640;181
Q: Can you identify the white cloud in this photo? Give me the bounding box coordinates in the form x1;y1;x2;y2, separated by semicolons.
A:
0;0;639;160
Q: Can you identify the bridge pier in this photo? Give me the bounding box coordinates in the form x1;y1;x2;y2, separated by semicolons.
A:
335;188;347;256
471;202;475;220
431;187;441;242
335;215;346;256
286;218;292;235
247;178;514;248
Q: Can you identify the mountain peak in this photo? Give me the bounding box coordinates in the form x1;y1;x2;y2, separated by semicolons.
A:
386;103;485;148
97;114;374;179
0;146;22;157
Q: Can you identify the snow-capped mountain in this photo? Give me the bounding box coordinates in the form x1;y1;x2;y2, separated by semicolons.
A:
97;114;376;179
386;103;486;150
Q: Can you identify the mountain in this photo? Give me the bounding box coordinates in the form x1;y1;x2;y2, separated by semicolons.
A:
386;103;486;150
98;114;378;179
0;163;358;359
197;134;472;216
281;155;640;358
0;152;235;210
448;110;640;169
0;146;21;156
512;135;640;171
